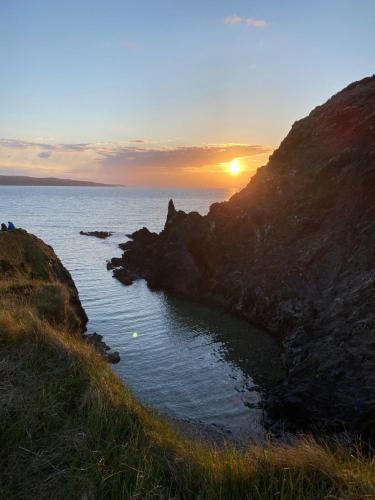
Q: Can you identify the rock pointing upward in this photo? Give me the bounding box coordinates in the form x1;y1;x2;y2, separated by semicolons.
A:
164;199;177;229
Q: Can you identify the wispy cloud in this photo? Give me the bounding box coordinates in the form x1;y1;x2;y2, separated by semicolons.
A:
245;18;267;28
224;14;267;28
0;138;273;187
38;151;52;159
224;14;242;25
129;139;150;144
99;144;269;170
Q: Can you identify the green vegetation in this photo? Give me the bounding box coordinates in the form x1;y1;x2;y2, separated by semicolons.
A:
0;231;374;499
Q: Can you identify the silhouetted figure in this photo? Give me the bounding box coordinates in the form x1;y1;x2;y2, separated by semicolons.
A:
7;221;15;231
1;223;7;231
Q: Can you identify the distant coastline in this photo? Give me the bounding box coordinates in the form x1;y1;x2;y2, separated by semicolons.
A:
0;175;125;187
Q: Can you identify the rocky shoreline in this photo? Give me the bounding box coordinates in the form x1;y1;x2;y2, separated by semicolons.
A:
110;75;375;437
0;229;120;364
85;332;120;363
3;236;373;499
80;230;113;239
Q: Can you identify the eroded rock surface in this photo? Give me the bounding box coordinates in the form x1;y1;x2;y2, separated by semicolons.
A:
111;75;375;436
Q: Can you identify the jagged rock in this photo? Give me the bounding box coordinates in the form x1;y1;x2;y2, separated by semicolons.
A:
112;75;375;436
106;257;125;270
107;257;124;270
85;332;109;352
80;231;112;239
85;332;120;364
106;351;120;364
164;199;177;229
112;267;136;286
127;227;158;245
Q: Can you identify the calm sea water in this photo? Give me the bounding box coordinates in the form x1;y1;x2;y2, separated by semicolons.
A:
0;186;282;442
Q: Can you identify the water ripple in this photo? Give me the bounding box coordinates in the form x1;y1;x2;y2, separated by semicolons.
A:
0;186;283;442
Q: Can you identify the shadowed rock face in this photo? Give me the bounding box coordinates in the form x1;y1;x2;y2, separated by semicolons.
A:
112;75;375;435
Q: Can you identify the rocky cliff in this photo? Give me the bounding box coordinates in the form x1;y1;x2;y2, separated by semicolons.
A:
0;229;88;333
0;229;121;362
2;235;373;500
112;75;375;435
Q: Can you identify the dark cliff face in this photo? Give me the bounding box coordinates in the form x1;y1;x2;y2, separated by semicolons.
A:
113;75;375;435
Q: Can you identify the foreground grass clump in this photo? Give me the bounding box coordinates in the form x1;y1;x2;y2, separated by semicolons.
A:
0;230;374;499
1;306;374;500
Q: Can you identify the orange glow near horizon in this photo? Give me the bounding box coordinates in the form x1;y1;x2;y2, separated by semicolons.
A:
228;158;241;175
0;139;274;189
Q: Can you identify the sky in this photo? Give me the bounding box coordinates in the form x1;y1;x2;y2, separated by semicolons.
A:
0;0;374;188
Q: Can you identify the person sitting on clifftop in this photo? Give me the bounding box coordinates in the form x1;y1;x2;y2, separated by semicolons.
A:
7;221;15;231
1;223;7;231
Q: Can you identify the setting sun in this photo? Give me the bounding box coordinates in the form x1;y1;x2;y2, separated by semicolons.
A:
229;158;241;175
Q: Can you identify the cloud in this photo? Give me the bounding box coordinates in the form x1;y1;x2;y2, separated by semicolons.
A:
130;139;149;144
38;151;52;159
96;143;273;187
0;138;273;187
0;138;50;150
245;18;267;28
224;14;267;28
59;143;91;152
224;15;242;25
99;144;269;170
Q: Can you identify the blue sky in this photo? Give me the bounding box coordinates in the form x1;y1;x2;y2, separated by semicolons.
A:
0;0;374;186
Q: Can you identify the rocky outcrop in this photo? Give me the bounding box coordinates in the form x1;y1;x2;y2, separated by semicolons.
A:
0;230;120;363
85;332;120;363
80;230;112;239
0;229;88;333
111;75;375;436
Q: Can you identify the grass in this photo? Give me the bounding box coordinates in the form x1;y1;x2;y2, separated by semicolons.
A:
1;306;375;500
0;231;374;499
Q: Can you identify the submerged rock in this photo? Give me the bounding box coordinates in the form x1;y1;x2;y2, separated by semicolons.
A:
80;230;112;239
112;75;375;437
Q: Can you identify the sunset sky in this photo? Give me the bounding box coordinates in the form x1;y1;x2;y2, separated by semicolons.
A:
1;0;374;188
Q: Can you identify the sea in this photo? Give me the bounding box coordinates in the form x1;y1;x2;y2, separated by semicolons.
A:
0;186;283;442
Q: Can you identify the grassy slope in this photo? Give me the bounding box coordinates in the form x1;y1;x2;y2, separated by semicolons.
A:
0;231;374;499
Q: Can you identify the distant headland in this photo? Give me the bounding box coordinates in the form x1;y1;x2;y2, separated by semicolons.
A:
0;175;125;187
